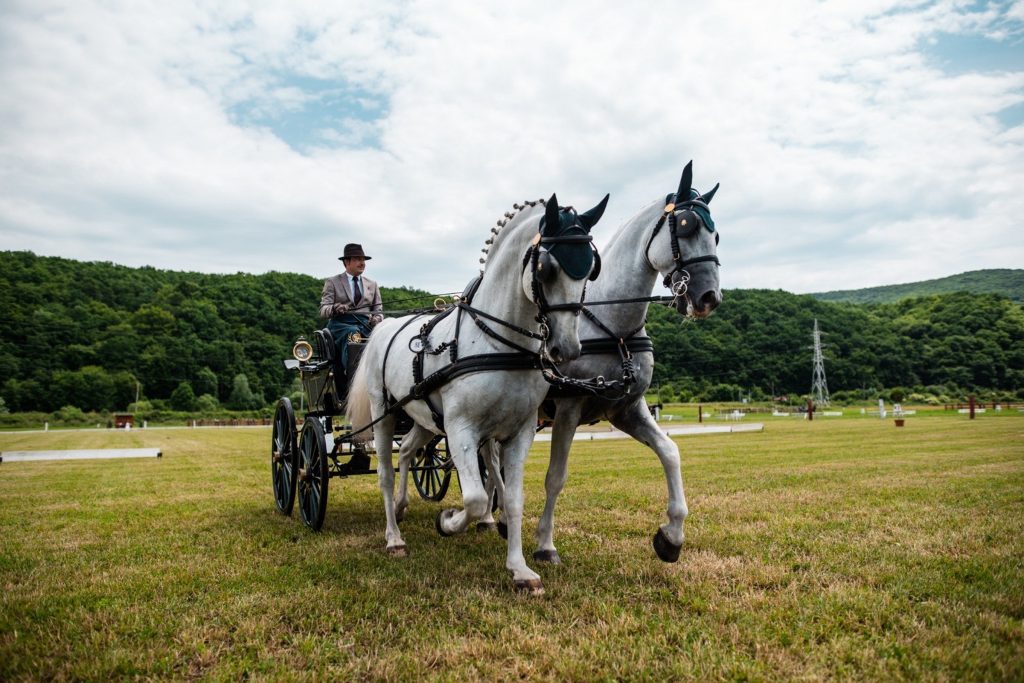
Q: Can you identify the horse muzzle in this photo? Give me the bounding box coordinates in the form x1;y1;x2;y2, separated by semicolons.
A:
685;288;722;318
544;338;582;365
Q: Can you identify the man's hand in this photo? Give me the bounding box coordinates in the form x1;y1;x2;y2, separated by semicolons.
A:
334;303;350;315
370;314;384;327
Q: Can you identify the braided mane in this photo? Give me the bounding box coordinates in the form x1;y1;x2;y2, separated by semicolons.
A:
478;198;548;276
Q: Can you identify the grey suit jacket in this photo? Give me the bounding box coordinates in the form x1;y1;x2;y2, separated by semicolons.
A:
319;273;383;320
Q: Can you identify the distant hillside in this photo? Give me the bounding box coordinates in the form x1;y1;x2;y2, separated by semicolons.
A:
811;269;1024;304
1;251;1021;413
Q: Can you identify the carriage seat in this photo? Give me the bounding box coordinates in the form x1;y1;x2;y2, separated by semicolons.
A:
314;328;336;364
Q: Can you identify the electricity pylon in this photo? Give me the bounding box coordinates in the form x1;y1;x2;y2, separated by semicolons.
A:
810;318;830;407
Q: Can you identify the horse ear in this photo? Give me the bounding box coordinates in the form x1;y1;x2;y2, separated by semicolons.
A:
676;161;693;200
578;193;609;232
542;193;559;235
703;182;720;204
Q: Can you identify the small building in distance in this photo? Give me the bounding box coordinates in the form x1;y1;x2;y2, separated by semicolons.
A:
112;413;135;429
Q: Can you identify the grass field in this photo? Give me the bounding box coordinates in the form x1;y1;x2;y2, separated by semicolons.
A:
1;413;1022;680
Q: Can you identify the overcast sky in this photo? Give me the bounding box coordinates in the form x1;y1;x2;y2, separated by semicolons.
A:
1;0;1022;296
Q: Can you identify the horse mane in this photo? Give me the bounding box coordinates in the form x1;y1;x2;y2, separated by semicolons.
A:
478;198;548;276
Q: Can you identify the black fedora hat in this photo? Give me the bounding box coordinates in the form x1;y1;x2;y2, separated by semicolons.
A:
339;243;372;261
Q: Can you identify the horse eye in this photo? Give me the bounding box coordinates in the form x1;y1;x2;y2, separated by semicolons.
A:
715;232;720;246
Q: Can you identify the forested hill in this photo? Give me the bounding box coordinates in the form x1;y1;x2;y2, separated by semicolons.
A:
0;251;433;412
811;269;1024;304
645;289;1023;401
1;251;1022;412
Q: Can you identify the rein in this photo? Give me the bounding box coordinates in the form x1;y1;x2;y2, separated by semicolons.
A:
577;294;676;307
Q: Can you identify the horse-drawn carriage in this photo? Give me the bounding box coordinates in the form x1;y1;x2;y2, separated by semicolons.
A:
266;164;722;594
270;327;454;531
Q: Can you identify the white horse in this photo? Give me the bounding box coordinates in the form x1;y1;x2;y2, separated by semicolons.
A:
489;162;722;565
346;193;608;594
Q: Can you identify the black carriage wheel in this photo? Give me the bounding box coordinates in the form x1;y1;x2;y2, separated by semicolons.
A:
271;398;298;515
413;436;451;501
297;417;330;531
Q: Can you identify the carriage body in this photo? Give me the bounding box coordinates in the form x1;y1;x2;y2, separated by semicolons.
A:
289;328;365;416
270;327;451;531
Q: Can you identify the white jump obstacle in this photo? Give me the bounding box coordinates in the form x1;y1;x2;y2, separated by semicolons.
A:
535;423;765;442
0;448;162;463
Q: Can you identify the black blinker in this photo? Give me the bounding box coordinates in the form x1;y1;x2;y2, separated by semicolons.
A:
676;209;700;238
537;249;558;284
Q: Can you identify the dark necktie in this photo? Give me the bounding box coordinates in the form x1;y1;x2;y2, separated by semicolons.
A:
352;276;362;304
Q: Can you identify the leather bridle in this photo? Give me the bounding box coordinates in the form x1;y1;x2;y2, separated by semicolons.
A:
644;193;721;295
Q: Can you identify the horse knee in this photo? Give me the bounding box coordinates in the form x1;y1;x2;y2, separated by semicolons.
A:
659;447;680;470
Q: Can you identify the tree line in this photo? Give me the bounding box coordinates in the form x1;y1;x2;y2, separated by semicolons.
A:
1;251;1021;413
646;288;1024;402
811;268;1024;305
0;251;434;412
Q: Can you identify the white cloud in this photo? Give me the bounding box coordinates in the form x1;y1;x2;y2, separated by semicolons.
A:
0;0;1021;296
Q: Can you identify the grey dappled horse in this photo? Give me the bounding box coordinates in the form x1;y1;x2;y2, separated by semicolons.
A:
346;194;608;594
488;162;721;565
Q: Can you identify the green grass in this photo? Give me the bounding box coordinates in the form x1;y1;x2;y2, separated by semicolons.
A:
1;417;1022;680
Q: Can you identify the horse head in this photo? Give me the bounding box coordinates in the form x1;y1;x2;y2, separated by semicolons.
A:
648;161;722;318
525;192;609;363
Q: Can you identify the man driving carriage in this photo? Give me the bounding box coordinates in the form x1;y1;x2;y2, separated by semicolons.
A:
319;243;384;397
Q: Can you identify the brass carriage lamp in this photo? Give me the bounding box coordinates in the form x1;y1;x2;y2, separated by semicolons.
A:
292;337;313;363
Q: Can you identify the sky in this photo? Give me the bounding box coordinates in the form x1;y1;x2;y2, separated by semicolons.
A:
1;0;1022;296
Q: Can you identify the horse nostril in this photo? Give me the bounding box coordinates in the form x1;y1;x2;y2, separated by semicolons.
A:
700;290;721;312
549;347;562;363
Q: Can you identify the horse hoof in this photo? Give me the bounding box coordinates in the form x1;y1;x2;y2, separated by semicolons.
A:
386;544;408;558
653;528;682;563
435;510;455;537
533;549;562;565
497;520;508;540
476;521;497;533
513;578;545;596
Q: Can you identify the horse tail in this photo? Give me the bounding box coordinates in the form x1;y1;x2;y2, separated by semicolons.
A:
346;348;373;444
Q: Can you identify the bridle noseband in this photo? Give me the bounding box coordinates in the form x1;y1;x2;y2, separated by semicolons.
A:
644;193;721;296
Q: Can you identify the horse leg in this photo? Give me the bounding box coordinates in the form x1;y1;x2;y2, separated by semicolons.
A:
373;415;408;557
436;426;490;536
395;424;433;523
611;400;688;562
476;440;500;532
500;424;544;595
534;401;583;564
